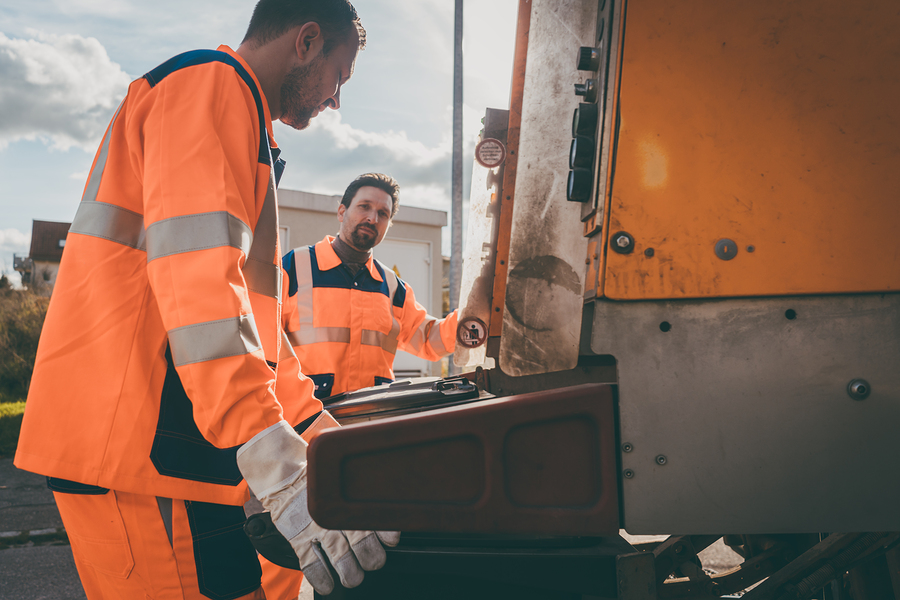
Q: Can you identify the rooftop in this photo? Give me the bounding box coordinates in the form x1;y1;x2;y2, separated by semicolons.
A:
28;220;70;263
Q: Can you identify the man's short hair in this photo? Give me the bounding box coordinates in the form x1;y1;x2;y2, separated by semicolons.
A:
341;173;400;218
242;0;366;54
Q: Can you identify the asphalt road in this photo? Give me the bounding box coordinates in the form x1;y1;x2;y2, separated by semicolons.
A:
0;545;86;600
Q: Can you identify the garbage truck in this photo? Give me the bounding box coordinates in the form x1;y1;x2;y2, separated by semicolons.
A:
262;0;900;597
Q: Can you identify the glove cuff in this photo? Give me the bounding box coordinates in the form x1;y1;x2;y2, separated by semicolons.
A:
237;420;308;500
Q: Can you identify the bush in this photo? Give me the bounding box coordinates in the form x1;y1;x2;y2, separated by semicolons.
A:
0;401;26;458
0;284;49;401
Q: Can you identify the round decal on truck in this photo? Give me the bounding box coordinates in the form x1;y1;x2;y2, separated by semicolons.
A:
457;317;488;348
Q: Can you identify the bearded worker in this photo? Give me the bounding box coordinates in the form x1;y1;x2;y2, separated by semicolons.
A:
262;173;458;598
14;1;397;598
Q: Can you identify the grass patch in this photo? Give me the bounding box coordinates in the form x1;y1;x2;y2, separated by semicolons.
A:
0;401;26;459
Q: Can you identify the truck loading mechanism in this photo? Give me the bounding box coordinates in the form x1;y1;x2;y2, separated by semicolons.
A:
299;0;900;598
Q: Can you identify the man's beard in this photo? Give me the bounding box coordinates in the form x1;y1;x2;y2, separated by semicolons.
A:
279;56;323;130
349;223;378;251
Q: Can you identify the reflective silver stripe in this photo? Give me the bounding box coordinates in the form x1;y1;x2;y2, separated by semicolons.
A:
287;326;351;346
377;263;402;354
70;201;147;250
279;331;297;361
292;247;314;322
406;327;425;353
380;262;399;302
361;327;399;355
244;174;281;299
427;319;449;355
69;103;149;251
361;329;385;348
146;212;252;262
82;101;124;204
168;314;262;367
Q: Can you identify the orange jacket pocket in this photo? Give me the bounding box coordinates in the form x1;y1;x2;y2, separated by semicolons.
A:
54;490;135;579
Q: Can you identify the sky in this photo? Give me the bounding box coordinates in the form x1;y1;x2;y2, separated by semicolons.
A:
0;0;519;283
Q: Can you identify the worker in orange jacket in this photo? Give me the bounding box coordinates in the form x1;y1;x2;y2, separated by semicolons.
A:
262;173;457;599
283;173;458;398
14;2;397;598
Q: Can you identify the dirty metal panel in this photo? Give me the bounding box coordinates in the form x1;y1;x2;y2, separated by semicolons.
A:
455;109;507;369
499;0;597;376
604;0;900;299
591;293;900;533
307;384;619;536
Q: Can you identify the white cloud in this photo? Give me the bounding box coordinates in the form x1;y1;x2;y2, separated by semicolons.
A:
0;227;30;254
275;110;476;211
0;30;131;150
0;228;31;287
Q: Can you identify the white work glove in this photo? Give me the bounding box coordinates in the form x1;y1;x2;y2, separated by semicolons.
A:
237;420;400;595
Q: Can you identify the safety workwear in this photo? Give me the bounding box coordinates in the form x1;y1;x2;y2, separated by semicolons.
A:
237;420;400;595
282;236;458;398
15;46;319;505
55;488;265;600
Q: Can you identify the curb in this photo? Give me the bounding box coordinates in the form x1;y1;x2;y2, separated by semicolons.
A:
0;527;69;549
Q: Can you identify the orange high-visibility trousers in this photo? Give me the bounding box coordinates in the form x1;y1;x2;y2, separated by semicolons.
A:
55;490;265;600
259;556;304;600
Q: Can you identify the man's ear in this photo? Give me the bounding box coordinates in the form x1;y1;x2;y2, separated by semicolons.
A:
295;22;324;64
337;203;346;223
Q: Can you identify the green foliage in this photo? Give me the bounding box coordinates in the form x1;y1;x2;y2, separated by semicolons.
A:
0;287;49;400
0;401;26;458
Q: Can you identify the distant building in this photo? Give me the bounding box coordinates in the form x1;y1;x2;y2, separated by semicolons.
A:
13;220;69;295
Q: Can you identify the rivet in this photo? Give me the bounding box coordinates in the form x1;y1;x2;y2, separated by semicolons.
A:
644;248;654;257
847;379;871;401
622;442;633;453
656;454;667;465
623;469;635;479
747;245;755;253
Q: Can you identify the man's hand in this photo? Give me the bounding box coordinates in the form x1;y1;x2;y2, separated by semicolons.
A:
237;420;400;595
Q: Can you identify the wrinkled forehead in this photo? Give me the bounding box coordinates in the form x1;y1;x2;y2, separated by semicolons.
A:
350;186;393;211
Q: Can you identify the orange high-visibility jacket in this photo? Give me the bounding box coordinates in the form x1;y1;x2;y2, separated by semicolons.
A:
14;46;319;505
282;237;458;398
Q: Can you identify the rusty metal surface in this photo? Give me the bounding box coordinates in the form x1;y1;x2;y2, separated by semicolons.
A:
498;0;598;376
591;292;900;533
307;384;619;536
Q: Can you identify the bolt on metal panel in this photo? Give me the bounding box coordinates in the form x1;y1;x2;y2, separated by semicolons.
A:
592;292;900;533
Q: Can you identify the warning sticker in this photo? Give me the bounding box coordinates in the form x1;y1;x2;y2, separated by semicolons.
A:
457;317;488;348
475;138;507;169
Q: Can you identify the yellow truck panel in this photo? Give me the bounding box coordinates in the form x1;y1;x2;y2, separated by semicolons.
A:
602;0;900;299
